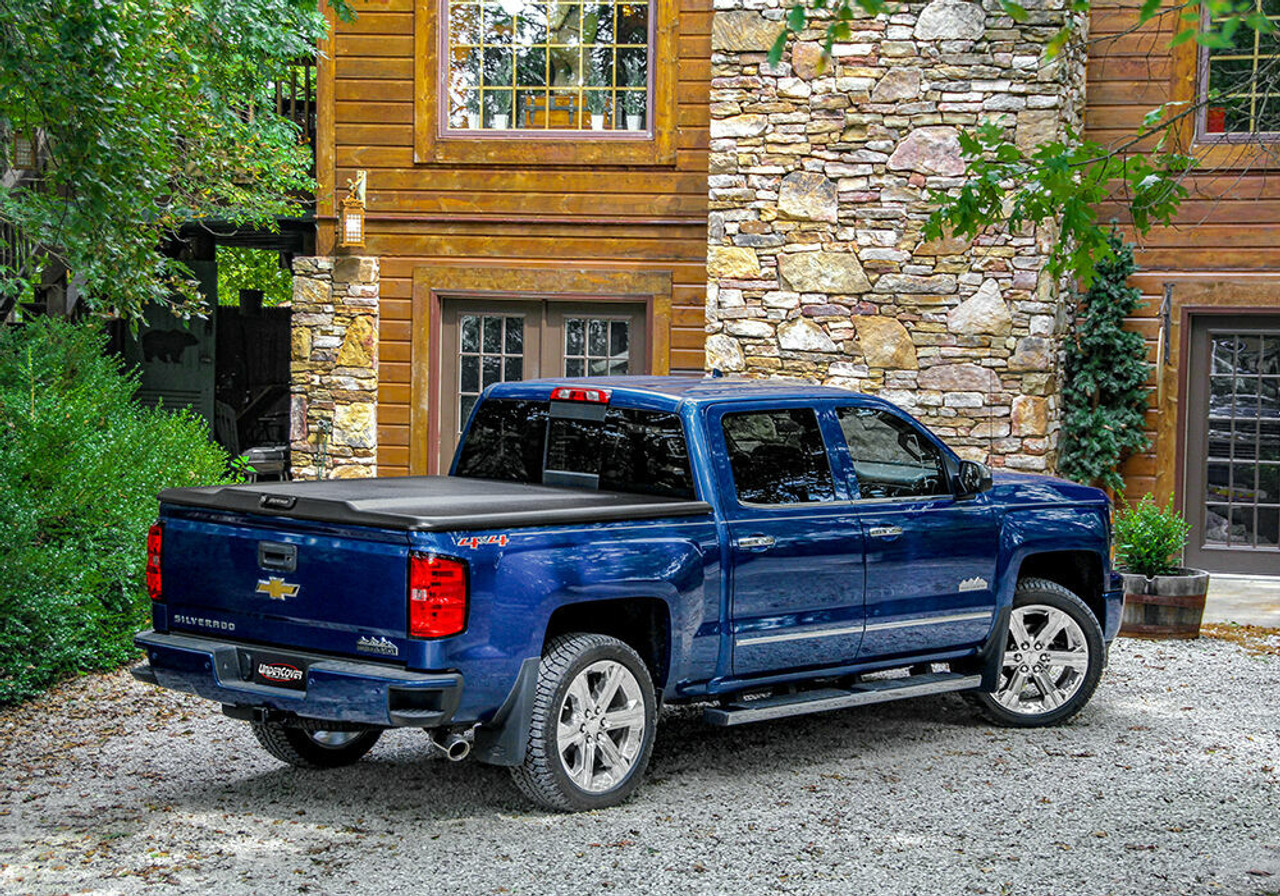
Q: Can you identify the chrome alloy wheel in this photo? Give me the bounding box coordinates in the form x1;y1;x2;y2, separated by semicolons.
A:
556;659;647;793
994;603;1091;714
309;730;364;748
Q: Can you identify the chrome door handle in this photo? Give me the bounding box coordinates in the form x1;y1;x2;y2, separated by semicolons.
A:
736;535;776;551
868;525;903;538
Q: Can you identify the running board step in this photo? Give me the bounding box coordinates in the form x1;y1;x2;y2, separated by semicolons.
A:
703;672;982;727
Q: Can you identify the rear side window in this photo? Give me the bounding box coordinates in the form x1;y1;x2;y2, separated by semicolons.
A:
454;399;548;483
455;399;696;499
721;408;836;504
837;407;948;499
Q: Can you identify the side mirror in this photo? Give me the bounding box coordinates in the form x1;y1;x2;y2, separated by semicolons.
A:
957;460;993;498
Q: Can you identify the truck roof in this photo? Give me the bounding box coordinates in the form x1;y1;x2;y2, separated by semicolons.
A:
487;375;880;411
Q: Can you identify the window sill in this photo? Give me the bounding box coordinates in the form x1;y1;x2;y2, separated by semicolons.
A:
1188;137;1280;171
416;131;675;167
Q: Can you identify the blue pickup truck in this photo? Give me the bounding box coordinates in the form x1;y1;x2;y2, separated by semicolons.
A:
134;376;1122;810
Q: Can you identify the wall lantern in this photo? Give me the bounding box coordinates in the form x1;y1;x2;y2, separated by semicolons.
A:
339;169;367;248
11;132;35;169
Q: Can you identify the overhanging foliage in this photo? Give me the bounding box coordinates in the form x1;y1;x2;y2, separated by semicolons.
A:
0;0;351;318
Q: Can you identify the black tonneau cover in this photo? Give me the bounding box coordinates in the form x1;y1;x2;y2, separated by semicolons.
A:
159;476;713;532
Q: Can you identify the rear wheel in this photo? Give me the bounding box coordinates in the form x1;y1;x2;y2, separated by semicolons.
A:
510;633;657;812
251;721;382;769
969;578;1104;727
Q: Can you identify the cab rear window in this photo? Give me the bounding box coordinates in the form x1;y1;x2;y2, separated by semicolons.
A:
455;398;695;499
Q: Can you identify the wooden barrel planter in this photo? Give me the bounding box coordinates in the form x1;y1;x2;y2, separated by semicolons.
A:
1119;570;1211;639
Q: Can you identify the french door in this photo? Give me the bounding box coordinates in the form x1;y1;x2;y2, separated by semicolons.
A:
1185;314;1280;574
437;298;647;470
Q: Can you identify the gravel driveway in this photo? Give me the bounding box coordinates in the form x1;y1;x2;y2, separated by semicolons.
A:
1;636;1277;896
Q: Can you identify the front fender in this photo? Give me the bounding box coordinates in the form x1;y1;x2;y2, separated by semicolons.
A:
995;506;1110;614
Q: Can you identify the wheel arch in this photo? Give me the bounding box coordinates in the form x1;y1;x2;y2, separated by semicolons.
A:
1015;550;1106;628
544;596;673;691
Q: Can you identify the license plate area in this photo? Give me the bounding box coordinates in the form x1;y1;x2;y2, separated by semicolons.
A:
241;649;310;691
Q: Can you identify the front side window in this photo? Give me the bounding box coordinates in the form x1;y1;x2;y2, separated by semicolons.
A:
837;407;948;500
445;0;651;133
1200;0;1280;138
721;409;837;505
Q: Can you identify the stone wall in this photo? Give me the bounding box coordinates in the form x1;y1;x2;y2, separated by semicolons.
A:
705;0;1087;470
289;256;380;479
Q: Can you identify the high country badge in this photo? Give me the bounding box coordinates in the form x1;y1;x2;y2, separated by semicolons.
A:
256;577;300;600
356;635;399;657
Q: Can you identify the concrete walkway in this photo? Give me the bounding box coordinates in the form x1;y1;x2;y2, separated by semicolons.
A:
1203;573;1280;628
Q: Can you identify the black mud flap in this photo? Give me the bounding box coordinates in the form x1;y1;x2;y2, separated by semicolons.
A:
978;604;1012;691
470;656;540;767
951;604;1011;692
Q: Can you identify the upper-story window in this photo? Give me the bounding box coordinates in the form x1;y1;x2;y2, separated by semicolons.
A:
1200;0;1280;139
445;0;652;133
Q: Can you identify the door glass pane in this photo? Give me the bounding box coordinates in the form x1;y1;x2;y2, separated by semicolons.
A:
483;355;501;388
457;313;526;434
1261;335;1280;374
460;354;480;393
566;319;584;355
721;409;836;504
1205;504;1231;544
837;407;948;499
461;315;480;352
564;316;630;377
588;319;607;356
1258;507;1279;547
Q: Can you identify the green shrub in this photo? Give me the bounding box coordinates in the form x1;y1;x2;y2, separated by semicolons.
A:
0;318;230;704
1114;493;1191;578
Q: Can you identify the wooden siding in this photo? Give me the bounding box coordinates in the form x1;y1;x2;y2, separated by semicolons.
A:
320;0;711;476
1086;0;1280;504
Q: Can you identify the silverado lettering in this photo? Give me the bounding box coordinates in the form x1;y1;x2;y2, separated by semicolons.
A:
134;376;1122;812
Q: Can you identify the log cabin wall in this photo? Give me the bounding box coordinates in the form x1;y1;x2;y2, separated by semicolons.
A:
318;0;711;476
1088;0;1280;571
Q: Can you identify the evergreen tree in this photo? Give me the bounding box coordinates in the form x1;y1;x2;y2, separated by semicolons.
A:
1058;234;1151;491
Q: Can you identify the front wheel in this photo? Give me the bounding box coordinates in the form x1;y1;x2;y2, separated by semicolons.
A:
510;633;657;812
251;721;382;769
968;578;1105;727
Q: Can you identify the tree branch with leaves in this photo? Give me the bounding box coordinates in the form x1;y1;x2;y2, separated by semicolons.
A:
0;0;354;319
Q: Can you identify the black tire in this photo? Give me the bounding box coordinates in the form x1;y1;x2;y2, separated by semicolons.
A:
251;721;382;769
968;578;1105;728
509;633;657;812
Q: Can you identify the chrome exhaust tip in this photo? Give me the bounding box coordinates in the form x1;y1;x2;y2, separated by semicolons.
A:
443;733;471;761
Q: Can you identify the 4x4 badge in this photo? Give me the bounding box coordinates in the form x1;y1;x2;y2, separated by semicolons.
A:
256;577;300;600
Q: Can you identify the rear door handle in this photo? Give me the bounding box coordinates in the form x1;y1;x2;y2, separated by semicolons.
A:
736;535;776;551
868;525;903;539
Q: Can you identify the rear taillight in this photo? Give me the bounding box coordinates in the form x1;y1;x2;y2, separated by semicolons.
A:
408;553;468;638
146;522;164;602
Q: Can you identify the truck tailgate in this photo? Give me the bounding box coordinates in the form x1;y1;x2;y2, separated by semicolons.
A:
159;508;411;661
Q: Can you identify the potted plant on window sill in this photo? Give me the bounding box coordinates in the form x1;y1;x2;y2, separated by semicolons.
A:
1115;494;1210;639
489;92;512;131
622;56;645;130
623;91;645;131
464;91;482;130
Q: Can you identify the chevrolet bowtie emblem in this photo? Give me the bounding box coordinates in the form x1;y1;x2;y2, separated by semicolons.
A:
256;577;300;601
